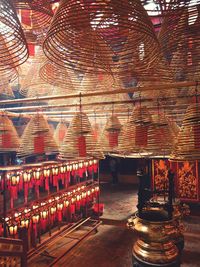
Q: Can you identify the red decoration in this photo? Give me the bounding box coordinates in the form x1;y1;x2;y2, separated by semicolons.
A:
28;43;35;56
108;131;118;148
34;135;45;154
2;133;11;148
59;129;65;142
135;125;148;147
78;136;86;157
21;10;32;27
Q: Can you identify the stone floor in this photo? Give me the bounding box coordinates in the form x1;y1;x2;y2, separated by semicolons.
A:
30;182;200;267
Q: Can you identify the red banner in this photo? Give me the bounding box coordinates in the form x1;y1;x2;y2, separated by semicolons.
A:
34;135;45;154
135;125;148;147
108;131;118;148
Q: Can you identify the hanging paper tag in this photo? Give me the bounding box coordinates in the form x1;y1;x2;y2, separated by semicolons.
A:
28;43;35;56
108;131;118;148
135;125;148;147
34;135;45;154
59;129;65;142
78;136;86;157
2;133;11;148
21;10;32;27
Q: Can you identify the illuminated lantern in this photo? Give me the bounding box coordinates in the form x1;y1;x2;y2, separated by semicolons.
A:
33;169;41;199
64;199;69;208
20;218;30;229
52;167;59;175
40;210;48;231
32;214;40;224
8;224;18;236
23;171;31;183
41;210;48;219
79;162;83;168
57;203;63;222
33;169;41;180
23;171;31;204
43;169;50;193
11;173;20;186
50;206;57;215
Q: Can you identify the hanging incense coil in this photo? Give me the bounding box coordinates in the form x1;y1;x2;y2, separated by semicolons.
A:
39;60;77;91
0;0;28;70
98;114;122;153
59;112;104;160
54;121;68;146
159;2;200;80
0;113;20;152
19;49;56;97
18;113;58;157
43;0;161;75
146;112;176;157
170;103;200;160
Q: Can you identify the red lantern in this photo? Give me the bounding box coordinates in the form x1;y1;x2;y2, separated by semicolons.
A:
23;171;31;183
33;169;41;180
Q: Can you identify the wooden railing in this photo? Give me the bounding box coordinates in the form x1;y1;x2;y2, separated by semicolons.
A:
0;237;27;267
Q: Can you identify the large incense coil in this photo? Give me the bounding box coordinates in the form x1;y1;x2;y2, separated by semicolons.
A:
159;3;200;80
18;3;54;44
0;0;28;70
59;111;104;160
170;103;200;160
39;60;77;90
18;113;58;157
0;113;20;152
43;0;161;74
54;121;68;146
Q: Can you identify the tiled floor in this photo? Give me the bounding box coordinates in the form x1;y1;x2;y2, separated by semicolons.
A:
29;182;200;267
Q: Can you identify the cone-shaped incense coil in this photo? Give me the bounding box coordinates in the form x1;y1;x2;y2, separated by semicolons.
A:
77;72;115;92
159;4;200;80
43;0;160;74
59;112;104;160
39;60;77;91
0;0;28;70
18;113;58;157
54;121;68;146
0;114;20;152
146;113;176;157
98;114;122;153
171;103;200;160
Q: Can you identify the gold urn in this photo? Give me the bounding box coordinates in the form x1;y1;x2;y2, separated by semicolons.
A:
129;208;179;266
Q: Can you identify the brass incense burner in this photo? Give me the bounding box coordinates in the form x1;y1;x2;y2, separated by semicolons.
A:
128;208;179;267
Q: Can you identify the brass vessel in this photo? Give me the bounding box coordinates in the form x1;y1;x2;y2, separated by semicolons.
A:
129;208;179;266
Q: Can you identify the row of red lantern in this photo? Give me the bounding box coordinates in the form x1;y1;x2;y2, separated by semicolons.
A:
1;184;99;237
0;159;98;209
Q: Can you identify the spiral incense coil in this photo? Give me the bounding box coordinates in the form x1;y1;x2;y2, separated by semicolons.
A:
39;60;77;91
0;113;20;152
18;113;58;157
159;2;200;80
146;112;176;157
59;112;104;160
54;121;68;146
0;0;28;70
19;50;56;98
43;0;161;74
130;105;152;125
97;114;122;153
171;103;200;160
